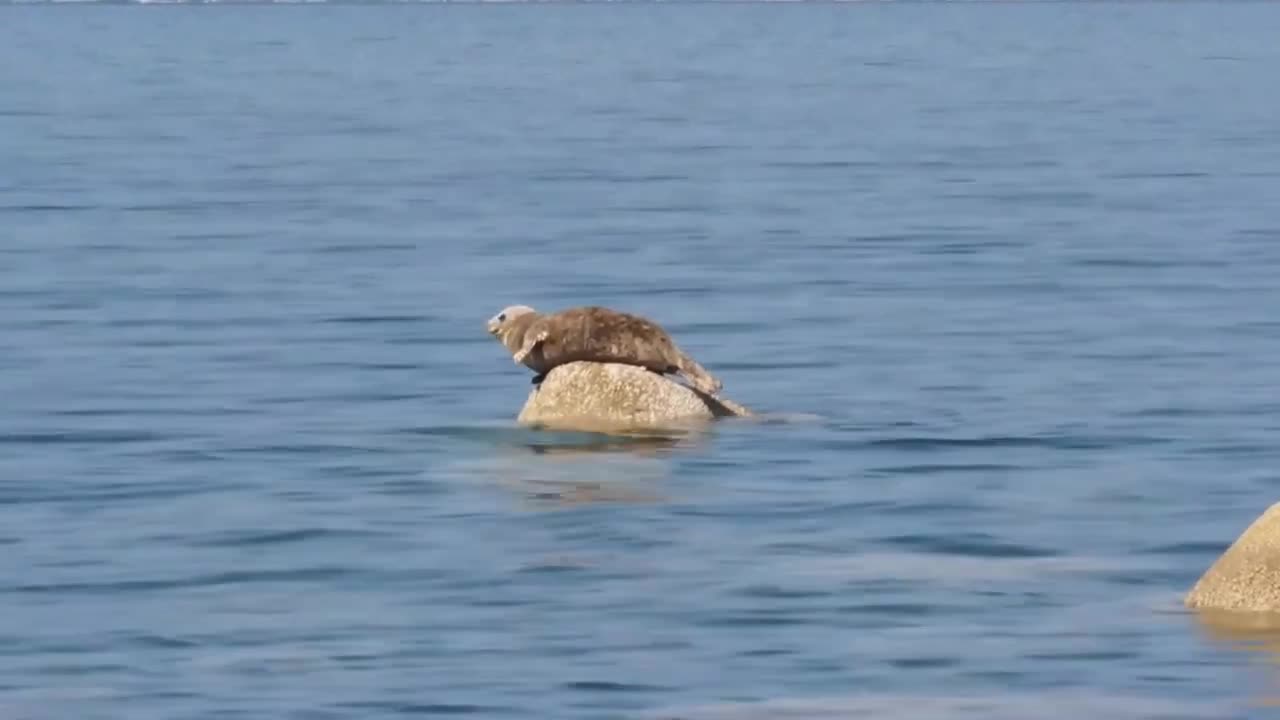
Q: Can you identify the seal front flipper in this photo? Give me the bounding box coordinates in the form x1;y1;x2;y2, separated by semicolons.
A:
531;373;547;385
513;329;549;364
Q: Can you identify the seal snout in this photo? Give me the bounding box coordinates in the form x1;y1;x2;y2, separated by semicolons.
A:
486;311;507;336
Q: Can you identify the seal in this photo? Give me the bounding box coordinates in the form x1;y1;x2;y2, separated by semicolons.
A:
486;304;724;395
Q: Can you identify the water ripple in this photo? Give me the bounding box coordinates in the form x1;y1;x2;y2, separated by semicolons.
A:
883;533;1060;559
8;567;360;595
0;430;187;445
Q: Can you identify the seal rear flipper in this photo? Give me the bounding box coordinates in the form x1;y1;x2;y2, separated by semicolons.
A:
675;352;722;395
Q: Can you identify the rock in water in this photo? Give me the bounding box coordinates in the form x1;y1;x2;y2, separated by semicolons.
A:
516;361;751;434
1186;502;1280;613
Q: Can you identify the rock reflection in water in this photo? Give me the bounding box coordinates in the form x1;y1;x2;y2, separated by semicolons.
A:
1189;609;1280;708
488;430;706;509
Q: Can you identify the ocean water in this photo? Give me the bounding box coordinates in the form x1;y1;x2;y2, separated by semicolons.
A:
4;2;1280;718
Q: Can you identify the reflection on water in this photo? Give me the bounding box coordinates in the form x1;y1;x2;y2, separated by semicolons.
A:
500;431;700;509
1192;607;1280;644
492;458;667;510
1189;609;1280;709
439;425;711;509
509;477;665;510
521;431;699;459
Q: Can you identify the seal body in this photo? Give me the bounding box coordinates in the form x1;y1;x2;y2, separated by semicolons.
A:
486;304;723;395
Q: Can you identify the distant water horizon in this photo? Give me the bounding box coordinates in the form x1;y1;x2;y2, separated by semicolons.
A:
4;2;1280;718
3;0;1259;5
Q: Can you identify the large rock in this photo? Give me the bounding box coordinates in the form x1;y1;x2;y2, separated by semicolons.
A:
1185;502;1280;613
516;361;752;434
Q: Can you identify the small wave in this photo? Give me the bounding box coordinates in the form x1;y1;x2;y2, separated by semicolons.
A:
338;701;516;715
863;435;1048;450
2;482;235;507
403;422;695;450
764;159;880;171
221;441;394;456
528;170;686;184
562;680;669;693
734;584;832;601
1104;170;1210;180
791;552;1154;584
712;359;837;371
1141;541;1229;557
313;243;418;254
867;462;1021;476
186;527;383;548
697;612;814;628
121;634;200;650
882;532;1059;559
1071;256;1210;270
9;566;357;595
0;429;186;445
862;433;1169;451
319;313;424;325
836;601;940;616
648;691;1225;720
0;203;98;212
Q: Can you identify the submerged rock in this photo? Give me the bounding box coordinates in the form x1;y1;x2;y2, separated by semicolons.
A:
516;361;752;434
1186;502;1280;613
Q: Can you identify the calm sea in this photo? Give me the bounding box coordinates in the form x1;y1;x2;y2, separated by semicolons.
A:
3;2;1280;718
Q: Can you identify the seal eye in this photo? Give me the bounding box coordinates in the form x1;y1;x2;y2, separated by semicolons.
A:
497;313;506;322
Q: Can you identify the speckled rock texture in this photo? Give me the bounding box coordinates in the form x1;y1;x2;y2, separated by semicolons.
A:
516;361;752;434
1186;502;1280;613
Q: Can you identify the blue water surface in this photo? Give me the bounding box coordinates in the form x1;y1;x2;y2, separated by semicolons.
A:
3;3;1280;718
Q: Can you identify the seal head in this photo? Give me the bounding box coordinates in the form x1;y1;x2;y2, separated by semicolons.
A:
487;304;538;347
